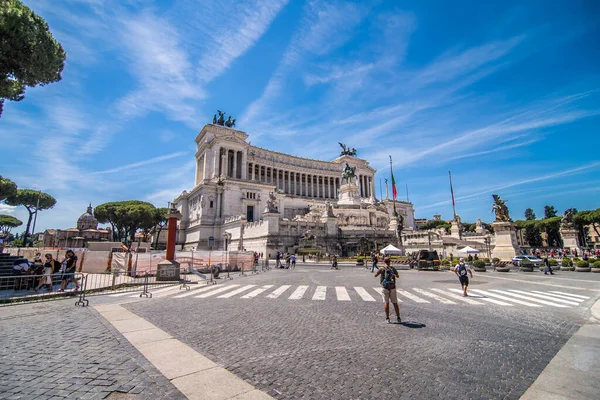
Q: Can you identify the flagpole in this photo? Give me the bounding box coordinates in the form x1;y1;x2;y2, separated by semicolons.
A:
449;171;457;220
389;156;396;214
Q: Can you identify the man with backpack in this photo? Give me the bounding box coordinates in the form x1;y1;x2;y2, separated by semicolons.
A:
453;257;473;296
374;258;401;324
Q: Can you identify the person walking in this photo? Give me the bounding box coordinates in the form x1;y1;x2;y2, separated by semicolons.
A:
453;257;473;296
331;255;338;270
371;252;379;272
57;250;79;293
543;257;555;275
291;254;296;268
35;254;60;292
375;258;401;324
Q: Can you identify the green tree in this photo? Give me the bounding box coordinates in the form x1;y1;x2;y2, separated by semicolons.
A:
544;205;557;219
574;209;600;244
537;217;562;248
150;207;169;249
0;175;18;201
524;208;536;220
0;0;66;117
94;201;157;243
0;214;22;234
5;189;56;246
418;219;452;232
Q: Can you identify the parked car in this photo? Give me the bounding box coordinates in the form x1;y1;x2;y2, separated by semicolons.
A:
413;250;441;270
512;255;543;266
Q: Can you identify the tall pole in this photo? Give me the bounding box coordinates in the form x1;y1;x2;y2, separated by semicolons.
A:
449;171;457;220
30;191;41;247
389;156;396;215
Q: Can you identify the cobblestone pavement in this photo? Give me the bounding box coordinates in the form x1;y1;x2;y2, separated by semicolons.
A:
124;267;595;400
0;300;186;400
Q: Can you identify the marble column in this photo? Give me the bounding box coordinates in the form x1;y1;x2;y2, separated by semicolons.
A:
220;149;227;178
241;152;247;180
213;147;220;178
232;151;238;179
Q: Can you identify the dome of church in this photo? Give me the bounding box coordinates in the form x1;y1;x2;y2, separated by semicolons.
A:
77;204;99;230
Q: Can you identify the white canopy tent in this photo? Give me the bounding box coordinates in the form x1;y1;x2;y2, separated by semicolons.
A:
380;244;403;255
457;246;480;254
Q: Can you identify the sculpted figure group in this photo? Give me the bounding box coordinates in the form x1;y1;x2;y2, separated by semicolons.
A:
212;110;236;128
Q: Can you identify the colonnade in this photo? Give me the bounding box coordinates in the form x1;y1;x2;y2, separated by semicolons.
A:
197;145;375;199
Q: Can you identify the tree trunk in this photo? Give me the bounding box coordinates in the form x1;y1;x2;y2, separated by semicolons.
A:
22;206;33;248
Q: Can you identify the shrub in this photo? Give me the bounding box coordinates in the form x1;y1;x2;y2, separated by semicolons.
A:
482;258;490;263
473;259;486;268
576;260;589;268
356;257;364;263
562;258;573;267
492;257;500;264
548;258;558;267
518;259;533;267
592;261;600;269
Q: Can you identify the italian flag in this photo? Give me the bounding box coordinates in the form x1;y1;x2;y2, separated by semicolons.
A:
391;171;397;200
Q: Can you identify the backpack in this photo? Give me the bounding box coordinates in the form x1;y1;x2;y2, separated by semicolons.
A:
381;267;396;290
457;263;468;277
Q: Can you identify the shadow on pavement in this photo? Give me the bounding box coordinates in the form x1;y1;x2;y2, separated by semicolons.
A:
400;321;426;328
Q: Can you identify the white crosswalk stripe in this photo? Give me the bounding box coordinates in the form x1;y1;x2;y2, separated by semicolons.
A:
398;289;429;303
241;285;274;299
449;288;513;306
336;286;351;301
354;286;376;302
196;284;240;298
489;290;569;308
508;290;580;306
469;289;541;307
531;291;585;303
218;285;256;298
289;285;309;300
549;291;590;299
172;284;218;298
144;283;589;310
413;288;456;304
430;288;483;305
266;285;291;299
312;286;327;300
130;285;179;298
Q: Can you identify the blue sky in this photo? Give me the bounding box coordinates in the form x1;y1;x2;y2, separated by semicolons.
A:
1;0;599;232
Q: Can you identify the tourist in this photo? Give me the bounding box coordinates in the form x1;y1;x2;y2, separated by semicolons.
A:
374;258;401;324
331;255;338;270
57;250;79;293
276;252;281;268
543;257;554;275
467;254;473;263
371;252;378;272
35;254;59;292
291;254;296;268
453;257;473;297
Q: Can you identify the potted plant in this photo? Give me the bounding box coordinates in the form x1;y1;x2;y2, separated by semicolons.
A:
355;256;364;266
560;257;573;271
472;259;486;272
493;257;510;272
482;258;491;266
575;259;591;272
518;258;534;272
592;260;600;273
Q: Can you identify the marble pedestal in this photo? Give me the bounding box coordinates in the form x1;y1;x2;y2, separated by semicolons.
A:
560;228;581;254
156;259;181;281
491;221;519;261
337;183;361;205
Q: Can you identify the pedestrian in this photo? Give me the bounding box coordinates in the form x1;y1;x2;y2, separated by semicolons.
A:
374;258;401;324
35;254;59;292
453;257;473;297
331;255;338;270
291;254;296;268
371;252;378;272
543;257;554;275
467;254;473;262
276;252;281;268
57;250;79;293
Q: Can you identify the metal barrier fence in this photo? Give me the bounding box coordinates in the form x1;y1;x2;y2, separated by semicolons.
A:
1;261;270;306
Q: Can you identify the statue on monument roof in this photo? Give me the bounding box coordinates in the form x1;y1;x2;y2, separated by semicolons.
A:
491;194;511;222
338;142;357;157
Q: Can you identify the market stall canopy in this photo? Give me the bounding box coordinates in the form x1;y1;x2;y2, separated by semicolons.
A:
380;244;403;255
457;245;480;254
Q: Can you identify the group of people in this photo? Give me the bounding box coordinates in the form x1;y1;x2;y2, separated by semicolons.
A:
275;252;296;269
12;250;80;293
529;248;599;259
373;256;474;324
